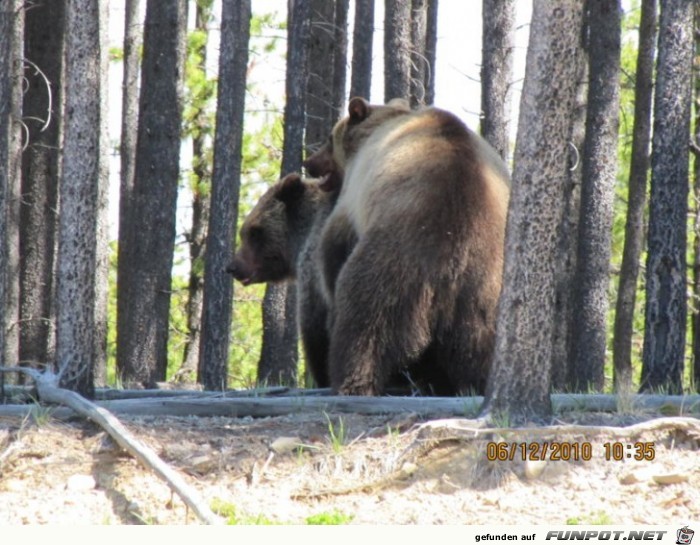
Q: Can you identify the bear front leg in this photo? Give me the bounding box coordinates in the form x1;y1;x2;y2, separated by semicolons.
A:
328;236;434;396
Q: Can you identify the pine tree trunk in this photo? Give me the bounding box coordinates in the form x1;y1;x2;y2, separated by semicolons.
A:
332;0;349;113
692;2;700;394
181;1;214;380
384;0;411;101
306;0;339;150
19;1;64;373
116;0;142;383
0;0;24;375
258;0;311;386
614;0;656;393
481;0;585;424
480;0;515;160
56;0;108;397
409;0;427;107
350;0;374;99
117;0;187;386
198;0;251;391
569;0;622;393
641;0;694;394
550;28;587;392
423;0;438;105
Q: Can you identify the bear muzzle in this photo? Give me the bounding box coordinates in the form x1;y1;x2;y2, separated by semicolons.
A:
226;257;255;286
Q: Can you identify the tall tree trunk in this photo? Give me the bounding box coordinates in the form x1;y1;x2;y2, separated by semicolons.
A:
257;0;311;386
480;0;515;160
550;21;588;392
569;0;622;393
116;0;142;383
409;0;427;107
641;0;694;394
306;0;339;150
332;0;349;114
614;0;657;393
0;0;24;374
198;0;251;391
423;0;438;105
384;0;412;102
350;0;374;99
181;0;214;381
693;2;700;393
2;5;23;371
56;0;108;397
92;0;110;387
19;1;64;373
481;0;585;424
117;0;187;386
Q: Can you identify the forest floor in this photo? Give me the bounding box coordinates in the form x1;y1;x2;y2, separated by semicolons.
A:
0;405;698;525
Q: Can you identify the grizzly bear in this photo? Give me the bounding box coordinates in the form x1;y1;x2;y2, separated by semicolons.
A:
303;97;510;396
226;173;340;387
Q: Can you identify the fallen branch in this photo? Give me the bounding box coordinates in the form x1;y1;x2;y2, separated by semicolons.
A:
0;367;222;525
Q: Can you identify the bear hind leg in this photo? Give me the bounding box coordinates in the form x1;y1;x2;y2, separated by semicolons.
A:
328;241;434;395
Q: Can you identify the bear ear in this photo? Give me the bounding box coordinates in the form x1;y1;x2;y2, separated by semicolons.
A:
276;173;305;203
347;97;370;124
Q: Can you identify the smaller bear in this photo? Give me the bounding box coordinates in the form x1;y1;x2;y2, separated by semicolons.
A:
227;173;339;387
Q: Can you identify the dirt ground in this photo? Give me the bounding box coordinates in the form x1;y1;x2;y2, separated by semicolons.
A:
0;407;698;525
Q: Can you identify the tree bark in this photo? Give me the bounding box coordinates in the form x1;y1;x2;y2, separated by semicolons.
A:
181;0;214;380
409;0;427;107
19;1;64;373
198;0;251;391
481;0;585;424
569;0;622;393
306;0;339;150
93;0;110;387
116;0;142;382
332;0;349;114
480;0;515;160
693;2;700;393
423;0;438;105
384;0;412;101
56;0;108;397
350;0;374;99
0;0;24;375
614;0;657;393
117;0;187;386
641;0;694;394
550;42;587;392
257;0;311;386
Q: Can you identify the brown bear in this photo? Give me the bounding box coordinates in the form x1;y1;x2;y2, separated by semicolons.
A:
303;97;510;396
226;173;341;387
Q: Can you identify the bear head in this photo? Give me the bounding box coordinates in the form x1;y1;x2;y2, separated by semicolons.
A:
303;97;410;192
227;173;309;285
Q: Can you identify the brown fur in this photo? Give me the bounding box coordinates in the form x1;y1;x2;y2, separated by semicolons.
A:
313;98;510;396
226;173;338;387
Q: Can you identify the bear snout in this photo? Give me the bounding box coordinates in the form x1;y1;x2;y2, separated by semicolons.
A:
226;256;254;286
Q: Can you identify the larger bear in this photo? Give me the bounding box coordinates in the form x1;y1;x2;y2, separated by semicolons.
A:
303;97;510;396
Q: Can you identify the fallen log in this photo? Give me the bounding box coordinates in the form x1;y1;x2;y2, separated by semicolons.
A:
0;392;698;420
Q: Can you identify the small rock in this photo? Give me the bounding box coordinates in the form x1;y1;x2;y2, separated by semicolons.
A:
270;436;303;454
524;459;547;480
65;474;96;491
652;472;689;485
